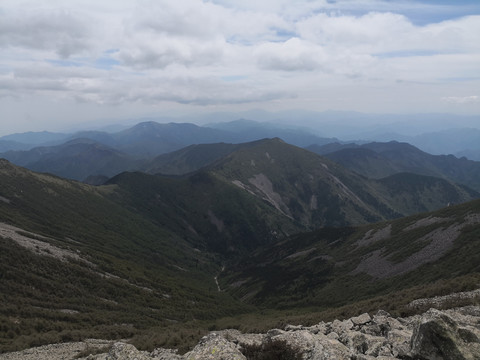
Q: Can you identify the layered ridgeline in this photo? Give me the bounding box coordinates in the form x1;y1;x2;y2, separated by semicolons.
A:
308;141;480;192
0;139;142;183
4;122;480;192
1;137;480;354
0;121;336;182
220;197;480;310
0;159;251;353
108;138;478;244
205;138;478;227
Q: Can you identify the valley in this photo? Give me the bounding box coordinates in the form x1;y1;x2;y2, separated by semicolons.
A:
1;121;480;356
3;0;480;357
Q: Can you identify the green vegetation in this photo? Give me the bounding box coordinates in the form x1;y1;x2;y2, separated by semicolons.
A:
221;198;480;311
319;141;480;192
1;137;480;355
209;138;478;229
0;160;250;353
106;170;300;254
145;142;246;175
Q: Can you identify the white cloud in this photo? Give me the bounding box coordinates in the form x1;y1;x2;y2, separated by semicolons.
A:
255;38;327;72
0;7;93;58
117;35;226;69
0;0;479;134
297;12;480;55
442;96;480;104
72;75;296;106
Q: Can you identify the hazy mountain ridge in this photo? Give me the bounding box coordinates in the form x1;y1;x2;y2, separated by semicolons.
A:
1;124;480;355
144;142;249;176
0;140;31;153
0;131;70;146
1;140;480;353
206;119;337;147
207;139;479;228
2;111;479;154
410;128;480;160
1;120;333;180
0;139;142;182
309;141;480;192
3;119;480;184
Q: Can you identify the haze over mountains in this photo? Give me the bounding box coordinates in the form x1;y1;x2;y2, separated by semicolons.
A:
2;116;480;184
1;116;480;354
2;0;480;355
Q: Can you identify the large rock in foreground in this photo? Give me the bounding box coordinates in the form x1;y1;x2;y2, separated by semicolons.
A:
410;307;480;360
1;306;480;360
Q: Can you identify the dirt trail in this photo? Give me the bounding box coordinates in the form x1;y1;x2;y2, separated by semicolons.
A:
214;266;225;292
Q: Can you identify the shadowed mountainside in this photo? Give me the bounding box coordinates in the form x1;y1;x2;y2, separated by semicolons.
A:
221;197;480;309
0;159;249;352
1;150;480;354
0;139;142;182
308;141;480;192
207;138;479;228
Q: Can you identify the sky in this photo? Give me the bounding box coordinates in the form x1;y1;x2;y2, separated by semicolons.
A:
1;0;479;135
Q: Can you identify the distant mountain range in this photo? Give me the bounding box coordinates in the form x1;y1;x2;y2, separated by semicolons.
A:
1;138;477;249
96;138;480;251
1;125;480;353
0;120;336;181
0;119;335;156
1;138;141;181
307;141;480;192
346;128;480;161
1;146;480;352
3;119;480;184
410;128;480;161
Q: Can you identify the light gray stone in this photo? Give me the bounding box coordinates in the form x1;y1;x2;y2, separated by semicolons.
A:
410;308;480;360
351;313;372;326
183;333;246;360
3;306;480;360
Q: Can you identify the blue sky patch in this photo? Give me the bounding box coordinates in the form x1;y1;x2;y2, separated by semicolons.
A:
374;50;446;58
221;75;248;82
94;57;121;70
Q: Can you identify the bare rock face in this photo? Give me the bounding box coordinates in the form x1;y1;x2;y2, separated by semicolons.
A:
84;342;182;360
410;308;480;360
92;342;151;359
183;333;246;360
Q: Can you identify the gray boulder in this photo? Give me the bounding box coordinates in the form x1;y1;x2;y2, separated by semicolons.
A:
3;306;480;360
410;308;480;360
183;333;246;360
83;342;182;360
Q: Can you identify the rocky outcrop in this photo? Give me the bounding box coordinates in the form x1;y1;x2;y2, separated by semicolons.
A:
410;307;480;360
408;289;480;311
2;306;480;360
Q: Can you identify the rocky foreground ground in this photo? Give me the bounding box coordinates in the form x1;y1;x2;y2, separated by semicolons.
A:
1;306;480;359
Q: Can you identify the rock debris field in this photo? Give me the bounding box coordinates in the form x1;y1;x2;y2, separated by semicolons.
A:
1;305;480;360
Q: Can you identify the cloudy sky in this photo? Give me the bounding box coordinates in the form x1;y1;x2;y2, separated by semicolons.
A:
1;0;479;135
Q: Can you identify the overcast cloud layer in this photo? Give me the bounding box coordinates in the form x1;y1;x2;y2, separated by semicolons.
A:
0;0;479;134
